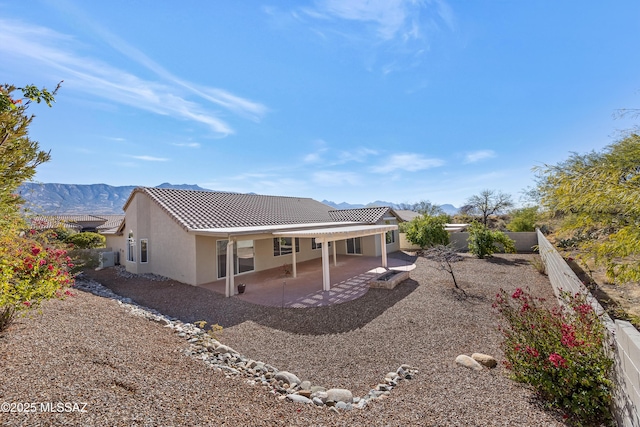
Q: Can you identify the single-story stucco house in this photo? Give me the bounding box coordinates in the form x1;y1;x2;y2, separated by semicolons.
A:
114;187;401;297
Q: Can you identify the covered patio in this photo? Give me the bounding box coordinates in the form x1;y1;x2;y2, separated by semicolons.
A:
198;253;416;308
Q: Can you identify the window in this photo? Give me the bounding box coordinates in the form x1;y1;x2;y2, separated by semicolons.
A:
140;239;148;263
217;240;255;279
312;238;332;250
127;231;135;262
386;230;395;244
346;237;362;254
273;237;299;256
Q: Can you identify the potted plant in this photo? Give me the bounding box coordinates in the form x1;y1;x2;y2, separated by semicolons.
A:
237;283;246;294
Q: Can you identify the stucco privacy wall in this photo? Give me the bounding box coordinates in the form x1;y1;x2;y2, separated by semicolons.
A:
399;231;538;252
449;232;538;252
537;230;640;427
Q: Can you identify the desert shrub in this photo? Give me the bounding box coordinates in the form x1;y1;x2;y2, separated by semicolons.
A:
530;255;547;275
404;215;449;248
494;288;613;425
67;248;101;273
0;220;74;331
507;206;539;232
65;232;106;249
467;222;516;258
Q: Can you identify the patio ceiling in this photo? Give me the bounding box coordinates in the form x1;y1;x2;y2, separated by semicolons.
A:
273;224;397;243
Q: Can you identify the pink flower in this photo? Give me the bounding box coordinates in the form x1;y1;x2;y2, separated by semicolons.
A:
561;323;582;348
575;303;592;315
526;346;539;357
23;301;31;307
31;246;41;256
512;288;523;299
549;353;567;368
64;290;74;297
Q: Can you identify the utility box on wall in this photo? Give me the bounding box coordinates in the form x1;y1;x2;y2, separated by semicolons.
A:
99;251;117;268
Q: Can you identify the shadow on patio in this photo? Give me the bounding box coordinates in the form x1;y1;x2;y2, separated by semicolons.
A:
199;252;417;308
83;252;420;335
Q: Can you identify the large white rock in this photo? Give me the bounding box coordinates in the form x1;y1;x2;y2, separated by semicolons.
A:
286;394;312;404
275;371;301;386
455;355;484;371
326;388;353;403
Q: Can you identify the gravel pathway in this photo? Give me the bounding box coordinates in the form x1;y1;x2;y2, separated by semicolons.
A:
0;253;566;426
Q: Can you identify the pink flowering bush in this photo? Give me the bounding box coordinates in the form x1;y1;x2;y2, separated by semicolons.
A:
0;217;74;331
494;288;613;426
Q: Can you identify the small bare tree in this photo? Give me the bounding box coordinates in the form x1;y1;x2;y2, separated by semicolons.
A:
465;189;513;226
424;245;465;294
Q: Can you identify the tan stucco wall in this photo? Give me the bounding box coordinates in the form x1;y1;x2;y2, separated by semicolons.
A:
104;234;126;263
195;235;216;284
125;192;198;284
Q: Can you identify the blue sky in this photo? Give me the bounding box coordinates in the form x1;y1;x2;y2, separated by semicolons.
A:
2;1;639;207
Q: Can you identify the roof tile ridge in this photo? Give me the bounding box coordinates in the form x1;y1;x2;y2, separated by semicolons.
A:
139;187;193;232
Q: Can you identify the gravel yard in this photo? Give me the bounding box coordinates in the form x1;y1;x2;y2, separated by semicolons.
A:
0;253;566;426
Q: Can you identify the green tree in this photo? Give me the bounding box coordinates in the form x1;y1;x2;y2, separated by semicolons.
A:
535;134;640;283
1;83;60;210
404;214;450;248
507;206;539;232
0;83;71;332
65;232;106;249
464;189;514;226
467;222;516;258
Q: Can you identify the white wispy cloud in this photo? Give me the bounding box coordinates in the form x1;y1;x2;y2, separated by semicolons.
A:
304;144;378;165
172;142;201;148
128;155;169;162
312;171;362;186
464;150;496;164
302;0;454;43
336;147;378;163
371;153;444;173
0;18;267;135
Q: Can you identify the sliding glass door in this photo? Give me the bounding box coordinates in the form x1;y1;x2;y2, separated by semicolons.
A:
217;239;255;279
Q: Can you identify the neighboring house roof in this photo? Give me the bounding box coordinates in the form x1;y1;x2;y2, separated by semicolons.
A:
124;187;338;231
29;214;125;234
328;206;393;223
96;215;126;234
392;209;421;222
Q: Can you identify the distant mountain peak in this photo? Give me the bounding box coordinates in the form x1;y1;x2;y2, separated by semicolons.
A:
19;182;459;215
18;182;213;215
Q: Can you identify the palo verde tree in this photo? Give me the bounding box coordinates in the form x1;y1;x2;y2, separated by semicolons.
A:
464;189;514;226
404;214;450;249
0;83;73;332
535;133;640;283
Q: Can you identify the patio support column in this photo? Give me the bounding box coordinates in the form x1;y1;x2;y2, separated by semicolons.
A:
226;239;235;297
292;240;297;278
332;241;337;266
380;233;388;268
321;241;331;291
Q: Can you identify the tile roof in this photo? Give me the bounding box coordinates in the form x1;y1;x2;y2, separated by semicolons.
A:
127;187;337;230
328;206;392;223
394;209;421;222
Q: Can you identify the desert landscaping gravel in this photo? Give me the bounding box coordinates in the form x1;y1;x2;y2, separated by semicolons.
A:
0;253;567;426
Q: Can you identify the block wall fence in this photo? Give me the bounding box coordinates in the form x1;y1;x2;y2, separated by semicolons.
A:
537;230;640;427
399;229;640;425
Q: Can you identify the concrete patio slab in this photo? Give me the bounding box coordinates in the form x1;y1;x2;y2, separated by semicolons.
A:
198;253;416;308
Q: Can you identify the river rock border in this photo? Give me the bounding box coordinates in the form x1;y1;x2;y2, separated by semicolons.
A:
74;275;419;411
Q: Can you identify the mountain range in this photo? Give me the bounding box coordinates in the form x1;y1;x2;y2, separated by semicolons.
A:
17;183;458;215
